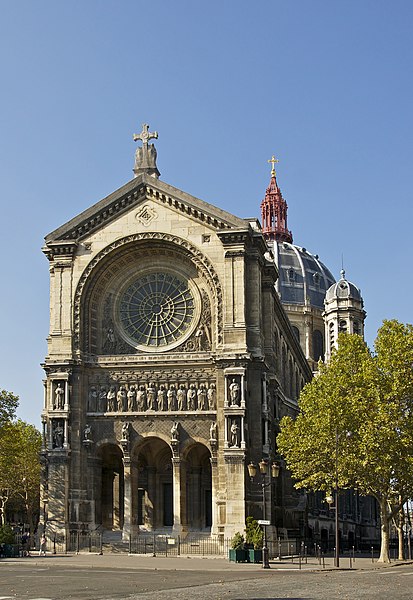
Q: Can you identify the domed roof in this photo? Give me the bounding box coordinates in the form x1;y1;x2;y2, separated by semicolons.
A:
274;241;335;310
325;270;362;303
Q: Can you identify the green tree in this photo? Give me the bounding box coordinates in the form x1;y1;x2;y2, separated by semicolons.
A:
0;420;41;531
0;389;18;430
277;321;413;563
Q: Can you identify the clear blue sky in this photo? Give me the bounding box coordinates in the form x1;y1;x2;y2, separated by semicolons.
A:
1;0;412;426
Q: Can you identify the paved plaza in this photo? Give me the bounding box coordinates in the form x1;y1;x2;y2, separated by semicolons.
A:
1;553;413;599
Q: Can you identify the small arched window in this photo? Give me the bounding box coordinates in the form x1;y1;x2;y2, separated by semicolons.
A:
312;329;324;362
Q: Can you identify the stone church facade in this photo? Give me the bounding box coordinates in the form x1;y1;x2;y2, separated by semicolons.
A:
40;126;312;541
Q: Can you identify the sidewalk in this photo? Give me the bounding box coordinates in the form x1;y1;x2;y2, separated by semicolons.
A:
3;552;413;572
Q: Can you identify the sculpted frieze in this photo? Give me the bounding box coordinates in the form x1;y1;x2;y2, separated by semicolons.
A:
87;380;218;414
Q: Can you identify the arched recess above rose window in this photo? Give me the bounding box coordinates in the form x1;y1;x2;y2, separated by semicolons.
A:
77;237;220;356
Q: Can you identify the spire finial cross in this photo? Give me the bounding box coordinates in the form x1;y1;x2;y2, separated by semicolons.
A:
133;123;158;147
268;155;279;177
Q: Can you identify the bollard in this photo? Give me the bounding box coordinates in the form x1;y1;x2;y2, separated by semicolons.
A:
178;535;180;556
99;533;102;555
299;553;302;570
371;546;374;563
53;535;56;555
129;534;132;554
322;555;325;569
305;545;308;564
349;555;352;569
278;537;281;560
153;534;156;557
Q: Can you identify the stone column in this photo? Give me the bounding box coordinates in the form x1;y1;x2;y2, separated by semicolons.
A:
210;457;219;534
147;467;156;530
123;457;131;541
172;457;182;534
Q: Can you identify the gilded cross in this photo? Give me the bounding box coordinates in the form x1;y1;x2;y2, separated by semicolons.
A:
268;155;279;176
133;123;158;146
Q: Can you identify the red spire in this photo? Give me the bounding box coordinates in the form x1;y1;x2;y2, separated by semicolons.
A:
260;156;293;243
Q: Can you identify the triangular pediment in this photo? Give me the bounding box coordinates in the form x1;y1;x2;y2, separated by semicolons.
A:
45;173;247;244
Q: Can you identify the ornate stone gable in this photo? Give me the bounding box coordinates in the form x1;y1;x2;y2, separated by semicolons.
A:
44;174;246;250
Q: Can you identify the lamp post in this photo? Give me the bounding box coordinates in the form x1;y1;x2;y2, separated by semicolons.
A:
325;429;351;568
248;459;280;569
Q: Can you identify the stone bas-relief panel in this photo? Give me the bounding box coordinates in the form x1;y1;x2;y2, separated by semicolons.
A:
87;380;217;414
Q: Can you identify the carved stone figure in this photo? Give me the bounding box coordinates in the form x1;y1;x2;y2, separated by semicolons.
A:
121;422;130;442
170;421;179;441
207;383;216;410
88;387;97;412
157;385;167;411
136;385;147;411
54;383;64;410
98;387;107;412
147;383;157;411
103;326;116;354
229;379;240;406
107;386;116;412
117;386;127;412
84;424;92;442
127;386;136;411
197;384;208;410
187;384;197;410
210;421;217;440
167;385;177;411
177;385;187;411
53;421;64;448
230;420;239;447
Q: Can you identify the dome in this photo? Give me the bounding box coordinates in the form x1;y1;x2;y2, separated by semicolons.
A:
325;270;362;303
274;241;335;310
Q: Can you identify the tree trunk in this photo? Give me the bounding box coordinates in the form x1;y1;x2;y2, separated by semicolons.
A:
397;524;404;560
378;498;390;563
397;504;405;561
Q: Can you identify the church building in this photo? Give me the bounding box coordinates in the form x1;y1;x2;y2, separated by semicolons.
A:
41;125;376;549
41;125;313;542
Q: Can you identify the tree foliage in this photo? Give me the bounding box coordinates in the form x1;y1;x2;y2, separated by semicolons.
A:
0;390;41;531
0;389;18;430
277;320;413;562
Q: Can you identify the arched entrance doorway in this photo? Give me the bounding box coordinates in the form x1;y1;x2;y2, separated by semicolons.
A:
183;443;212;531
98;444;124;530
133;437;173;531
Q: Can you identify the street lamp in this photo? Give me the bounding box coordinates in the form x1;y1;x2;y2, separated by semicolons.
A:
325;429;351;568
248;459;281;569
326;490;339;567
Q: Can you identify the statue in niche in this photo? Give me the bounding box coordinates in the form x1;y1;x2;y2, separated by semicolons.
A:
103;326;116;354
170;421;179;441
197;384;208;410
147;383;157;411
187;384;197;410
230;420;239;447
53;421;64;448
229;378;240;406
210;421;217;441
117;386;127;412
177;385;187;411
121;422;130;442
84;423;92;442
207;383;216;410
107;386;116;412
88;387;97;412
98;387;107;412
127;386;136;412
136;385;147;411
54;382;65;410
167;385;177;411
157;385;167;411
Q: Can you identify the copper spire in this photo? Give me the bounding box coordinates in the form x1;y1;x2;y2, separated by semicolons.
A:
260;155;293;243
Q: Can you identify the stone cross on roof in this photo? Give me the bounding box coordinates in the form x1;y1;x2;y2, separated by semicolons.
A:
132;123;160;179
133;123;158;147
